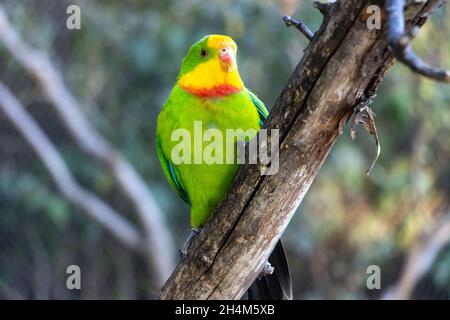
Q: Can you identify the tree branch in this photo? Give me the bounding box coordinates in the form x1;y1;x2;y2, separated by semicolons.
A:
0;82;144;257
383;213;450;300
386;0;450;82
283;15;314;41
159;0;446;299
0;5;175;284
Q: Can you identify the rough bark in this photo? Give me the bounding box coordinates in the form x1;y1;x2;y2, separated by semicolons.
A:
159;0;446;299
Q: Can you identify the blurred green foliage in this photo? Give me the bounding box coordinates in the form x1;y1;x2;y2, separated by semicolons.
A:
0;0;449;299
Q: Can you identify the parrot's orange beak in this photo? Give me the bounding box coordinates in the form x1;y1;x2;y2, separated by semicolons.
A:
219;46;235;71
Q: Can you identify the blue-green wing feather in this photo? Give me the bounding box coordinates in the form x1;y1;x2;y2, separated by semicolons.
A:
156;135;190;204
247;89;269;125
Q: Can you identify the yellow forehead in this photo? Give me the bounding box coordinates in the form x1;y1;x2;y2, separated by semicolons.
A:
207;35;237;52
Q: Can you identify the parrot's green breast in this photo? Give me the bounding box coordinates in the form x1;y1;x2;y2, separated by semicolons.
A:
157;85;266;228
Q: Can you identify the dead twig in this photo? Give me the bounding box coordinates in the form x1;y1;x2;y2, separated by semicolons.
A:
283;15;315;41
386;0;450;83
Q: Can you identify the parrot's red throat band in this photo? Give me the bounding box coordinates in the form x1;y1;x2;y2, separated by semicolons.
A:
180;84;242;98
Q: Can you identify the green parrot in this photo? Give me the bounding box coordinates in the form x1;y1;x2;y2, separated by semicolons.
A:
156;34;291;299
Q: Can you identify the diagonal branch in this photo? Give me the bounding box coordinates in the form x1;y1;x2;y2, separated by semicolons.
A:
383;213;450;300
0;82;144;256
159;0;446;299
386;0;450;82
0;5;175;284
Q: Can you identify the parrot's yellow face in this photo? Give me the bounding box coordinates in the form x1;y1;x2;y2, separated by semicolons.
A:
177;35;244;98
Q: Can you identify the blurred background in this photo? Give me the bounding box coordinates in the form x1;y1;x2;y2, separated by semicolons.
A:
0;0;449;299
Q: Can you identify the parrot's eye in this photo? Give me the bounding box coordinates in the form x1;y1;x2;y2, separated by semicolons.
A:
200;48;208;58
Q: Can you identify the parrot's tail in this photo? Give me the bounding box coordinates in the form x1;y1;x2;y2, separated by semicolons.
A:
246;240;293;300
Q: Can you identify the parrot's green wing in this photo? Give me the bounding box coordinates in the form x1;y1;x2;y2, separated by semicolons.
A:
247;89;269;125
156;135;190;204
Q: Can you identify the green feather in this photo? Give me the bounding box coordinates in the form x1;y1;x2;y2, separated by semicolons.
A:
156;135;190;204
156;36;268;228
247;89;269;124
177;36;217;79
156;85;264;228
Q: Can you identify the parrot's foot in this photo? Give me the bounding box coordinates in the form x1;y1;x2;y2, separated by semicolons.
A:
259;261;275;279
179;228;201;260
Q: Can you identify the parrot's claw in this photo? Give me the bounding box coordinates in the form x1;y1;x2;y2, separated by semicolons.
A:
260;261;275;278
179;228;201;260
